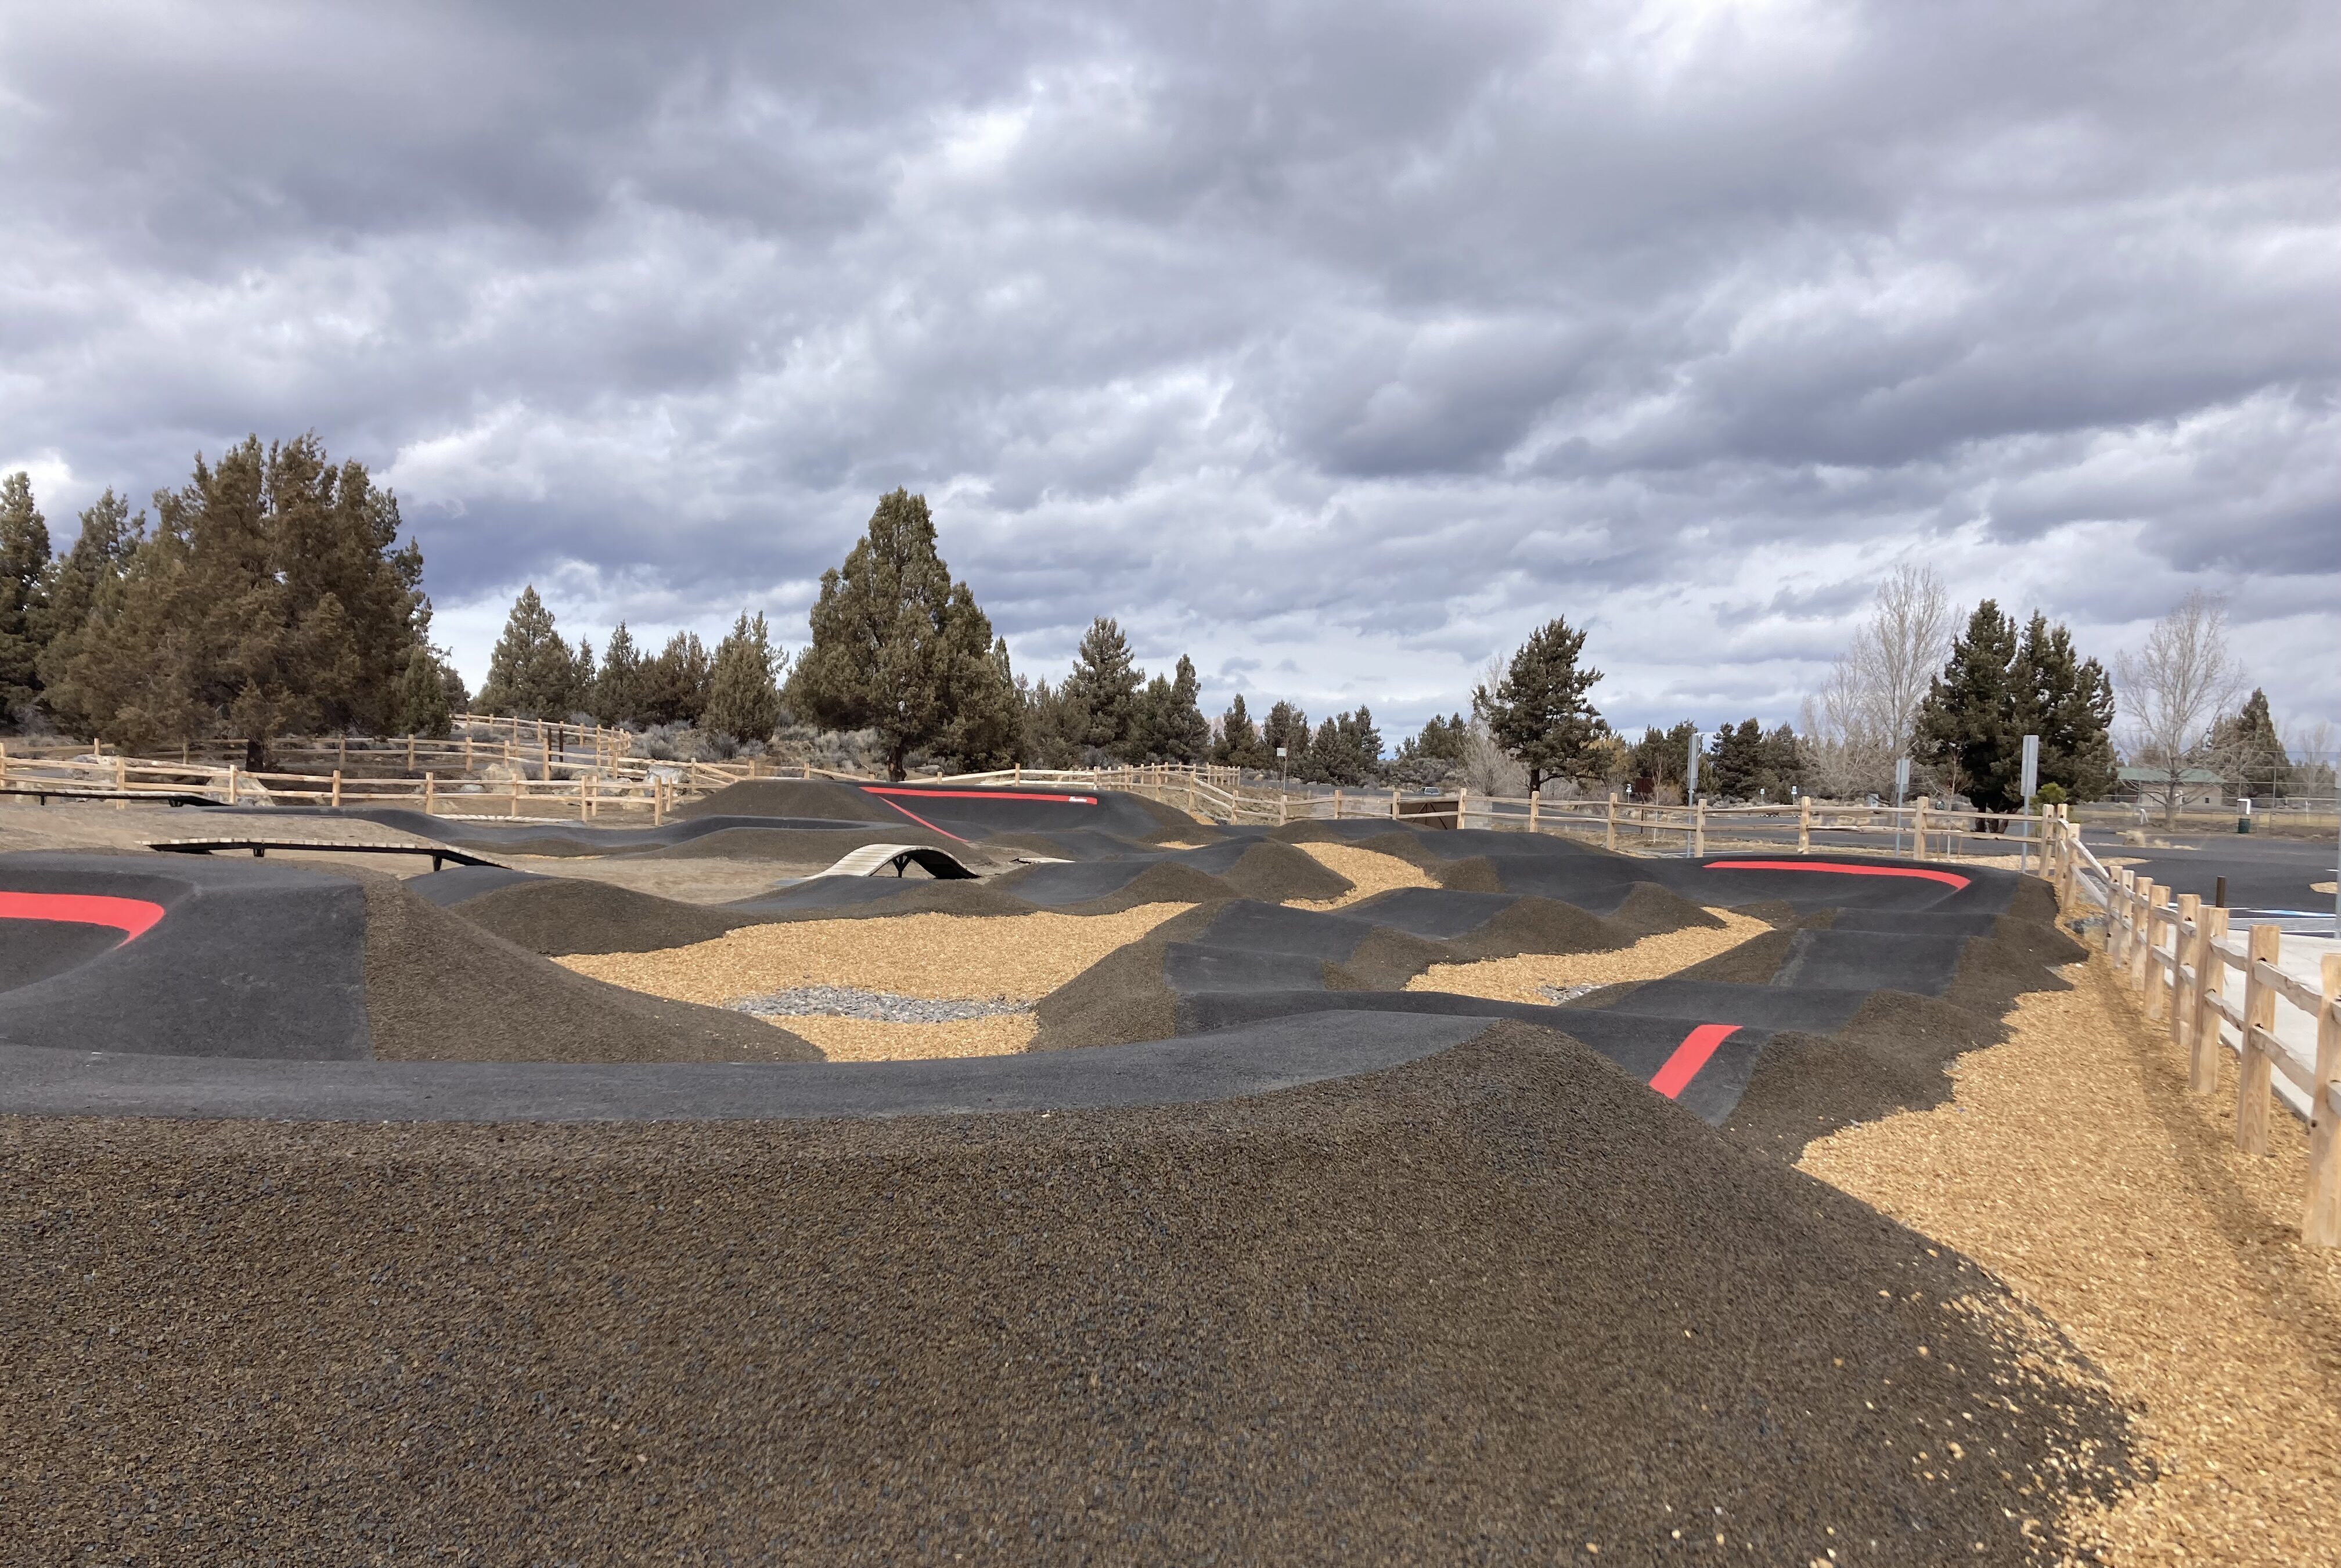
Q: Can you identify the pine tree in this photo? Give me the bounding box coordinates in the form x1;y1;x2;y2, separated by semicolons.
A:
33;489;142;736
1703;720;1767;799
1472;618;1608;794
1021;677;1087;768
1215;694;1264;768
934;617;1022;770
264;434;426;734
1061;617;1143;757
476;586;579;719
593;623;646;727
2208;687;2288;798
2009;612;2116;802
704;612;783;744
786;489;1009;778
1262;701;1310;771
0;471;51;721
1915;601;2022;809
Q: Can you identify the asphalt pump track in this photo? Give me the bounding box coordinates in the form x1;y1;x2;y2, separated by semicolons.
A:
0;778;2142;1562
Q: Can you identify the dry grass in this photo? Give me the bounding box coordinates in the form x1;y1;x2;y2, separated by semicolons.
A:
781;1012;1037;1061
1287;842;1439;907
1799;955;2341;1567
1404;909;1773;1001
2314;879;2335;896
558;903;1190;1007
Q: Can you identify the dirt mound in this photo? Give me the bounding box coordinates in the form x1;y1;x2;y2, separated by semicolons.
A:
355;872;819;1063
1120;791;1213;838
0;1021;2138;1561
1434;854;1504;892
1060;859;1236;913
447;877;744;956
618;824;966;862
670;778;898;823
1609;881;1726;938
1025;903;1222;1051
1321;925;1457;990
1453;895;1631;961
1219;841;1352;903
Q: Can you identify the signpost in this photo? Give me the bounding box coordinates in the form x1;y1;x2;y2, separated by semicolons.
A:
1893;756;1911;855
2019;734;2040;875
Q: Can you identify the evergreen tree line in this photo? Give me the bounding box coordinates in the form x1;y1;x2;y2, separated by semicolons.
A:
0;441;457;765
471;585;783;746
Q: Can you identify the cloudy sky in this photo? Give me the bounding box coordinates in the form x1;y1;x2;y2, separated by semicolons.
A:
2;0;2334;744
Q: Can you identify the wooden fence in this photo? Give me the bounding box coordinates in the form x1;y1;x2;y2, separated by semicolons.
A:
2071;817;2340;1247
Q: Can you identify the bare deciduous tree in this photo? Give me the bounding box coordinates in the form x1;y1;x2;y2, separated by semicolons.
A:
2115;590;2245;827
1806;564;1954;797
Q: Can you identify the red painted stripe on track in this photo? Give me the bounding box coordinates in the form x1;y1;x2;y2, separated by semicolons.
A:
1649;1023;1738;1100
867;795;971;844
0;891;167;943
862;787;1100;805
1703;859;1970;890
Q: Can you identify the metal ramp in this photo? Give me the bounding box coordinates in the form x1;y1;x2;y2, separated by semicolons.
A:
811;842;981;880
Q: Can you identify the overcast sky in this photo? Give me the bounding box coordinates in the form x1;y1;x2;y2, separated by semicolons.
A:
2;0;2334;744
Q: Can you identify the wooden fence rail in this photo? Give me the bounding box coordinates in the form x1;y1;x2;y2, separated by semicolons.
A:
2084;817;2340;1247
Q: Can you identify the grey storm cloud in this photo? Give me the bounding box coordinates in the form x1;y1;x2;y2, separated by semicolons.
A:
0;0;2333;738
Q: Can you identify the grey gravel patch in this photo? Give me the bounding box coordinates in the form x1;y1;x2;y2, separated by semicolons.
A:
1537;982;1602;1005
730;986;1028;1023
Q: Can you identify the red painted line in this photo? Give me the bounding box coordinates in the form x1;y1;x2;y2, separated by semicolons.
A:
862;787;1100;805
867;795;971;844
0;891;167;943
1703;859;1970;891
1649;1023;1738;1100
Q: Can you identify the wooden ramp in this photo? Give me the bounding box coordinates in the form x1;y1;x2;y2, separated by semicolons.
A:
810;842;981;880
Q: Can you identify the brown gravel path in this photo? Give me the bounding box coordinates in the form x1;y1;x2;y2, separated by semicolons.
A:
1800;954;2341;1566
1406;907;1772;1001
557;903;1191;1006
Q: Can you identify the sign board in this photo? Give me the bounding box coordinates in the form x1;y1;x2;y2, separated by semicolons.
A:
1893;756;1911;805
1275;747;1287;758
1685;733;1703;799
2019;734;2040;803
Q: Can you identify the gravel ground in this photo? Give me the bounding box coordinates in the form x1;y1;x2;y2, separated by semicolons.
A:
779;1012;1039;1060
557;903;1192;1005
1405;909;1771;1002
1285;842;1439;906
0;1023;2140;1563
1800;954;2341;1566
731;985;1027;1022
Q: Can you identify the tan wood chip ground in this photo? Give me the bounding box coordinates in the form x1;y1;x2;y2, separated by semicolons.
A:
1287;843;1439;906
557;903;1190;1007
778;1012;1037;1061
1403;909;1773;1001
1799;954;2341;1567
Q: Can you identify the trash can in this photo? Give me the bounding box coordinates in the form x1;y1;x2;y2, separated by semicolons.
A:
2236;814;2252;834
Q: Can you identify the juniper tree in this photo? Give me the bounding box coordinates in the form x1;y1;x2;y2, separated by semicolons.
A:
392;642;455;737
1262;701;1310;770
642;632;712;726
0;473;51;721
1473;617;1609;795
704;612;783;744
477;586;582;720
1215;694;1265;768
787;489;1015;779
1061;617;1143;758
49;436;427;762
593;623;646;727
2009;612;2115;802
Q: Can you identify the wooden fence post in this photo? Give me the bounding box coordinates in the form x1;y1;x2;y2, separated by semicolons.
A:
2190;907;2228;1093
2129;879;2157;993
330;769;343;809
1605;792;1619;853
338;734;348;771
2145;885;2173;1022
1457;787;1469;831
405;735;415;769
2170;893;2199;1044
225;763;237;805
1913;799;1928;860
464;737;474;771
2306;953;2341;1247
1389;787;1399;820
2236;924;2280;1155
423;772;436;814
1798;794;1811;854
1528;788;1540;836
1333;787;1344;820
579;775;590;821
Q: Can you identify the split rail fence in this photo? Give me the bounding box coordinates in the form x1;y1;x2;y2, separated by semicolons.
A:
2059;815;2340;1248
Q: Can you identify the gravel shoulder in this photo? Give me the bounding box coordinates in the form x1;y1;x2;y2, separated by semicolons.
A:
1799;953;2341;1566
1403;907;1772;1001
